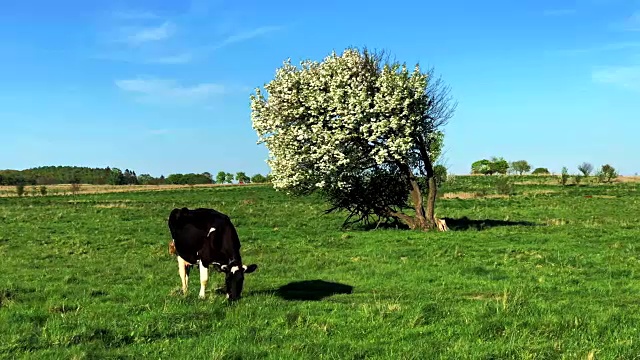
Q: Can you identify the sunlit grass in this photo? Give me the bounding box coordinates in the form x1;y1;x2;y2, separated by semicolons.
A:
1;178;639;358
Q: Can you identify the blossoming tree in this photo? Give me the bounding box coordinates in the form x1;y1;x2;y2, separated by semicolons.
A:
251;48;456;230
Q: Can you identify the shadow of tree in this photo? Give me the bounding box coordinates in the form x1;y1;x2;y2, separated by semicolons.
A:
250;280;354;301
442;216;537;231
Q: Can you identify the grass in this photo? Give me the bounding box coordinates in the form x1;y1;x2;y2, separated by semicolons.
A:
1;177;639;359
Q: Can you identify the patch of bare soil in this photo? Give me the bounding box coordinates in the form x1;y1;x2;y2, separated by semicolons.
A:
617;176;640;183
441;192;510;200
442;192;477;200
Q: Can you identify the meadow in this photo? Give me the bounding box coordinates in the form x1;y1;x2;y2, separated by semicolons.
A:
1;176;639;359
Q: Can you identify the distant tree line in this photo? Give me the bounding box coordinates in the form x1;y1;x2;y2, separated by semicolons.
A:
0;166;271;186
469;159;619;183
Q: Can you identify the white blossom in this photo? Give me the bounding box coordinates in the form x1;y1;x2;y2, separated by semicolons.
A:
250;48;444;194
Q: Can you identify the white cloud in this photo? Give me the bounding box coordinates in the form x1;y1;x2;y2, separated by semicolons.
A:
115;78;227;105
124;21;176;46
592;65;640;90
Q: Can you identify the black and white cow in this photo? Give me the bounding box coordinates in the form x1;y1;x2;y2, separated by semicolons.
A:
167;207;258;301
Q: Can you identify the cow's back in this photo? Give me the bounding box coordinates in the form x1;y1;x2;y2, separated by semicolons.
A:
168;207;232;265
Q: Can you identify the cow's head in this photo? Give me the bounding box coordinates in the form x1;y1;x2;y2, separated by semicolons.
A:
212;261;258;301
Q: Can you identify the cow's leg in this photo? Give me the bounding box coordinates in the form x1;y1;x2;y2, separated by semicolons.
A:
198;260;209;299
177;256;189;294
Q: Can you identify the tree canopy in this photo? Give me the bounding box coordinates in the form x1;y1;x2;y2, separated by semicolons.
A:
471;157;509;175
251;48;455;230
510;160;531;175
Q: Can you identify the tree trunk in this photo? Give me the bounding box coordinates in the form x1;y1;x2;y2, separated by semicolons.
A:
416;135;438;230
390;162;434;231
425;175;437;228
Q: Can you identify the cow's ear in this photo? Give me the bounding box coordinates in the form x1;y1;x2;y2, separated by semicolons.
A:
243;264;258;274
212;263;229;273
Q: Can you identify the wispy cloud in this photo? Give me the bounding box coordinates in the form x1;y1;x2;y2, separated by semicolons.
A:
216;26;282;48
543;9;577;16
95;6;283;65
592;65;640;90
115;77;228;105
123;21;176;46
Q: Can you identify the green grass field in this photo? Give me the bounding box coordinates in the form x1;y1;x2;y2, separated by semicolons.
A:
1;177;639;359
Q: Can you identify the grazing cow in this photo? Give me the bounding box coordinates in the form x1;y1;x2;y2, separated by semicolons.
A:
168;207;258;301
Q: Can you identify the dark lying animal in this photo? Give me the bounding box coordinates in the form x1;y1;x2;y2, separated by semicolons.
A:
168;207;258;301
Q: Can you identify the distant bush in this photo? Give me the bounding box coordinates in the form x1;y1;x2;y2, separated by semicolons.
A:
471;159;491;175
251;174;267;183
560;167;569;186
532;167;550;175
601;164;618;183
70;183;81;195
236;172;250;184
471;157;509;175
16;184;25;197
216;171;227;184
574;174;583;185
495;176;514;195
578;162;593;177
39;186;47;196
434;165;448;186
510;160;531;175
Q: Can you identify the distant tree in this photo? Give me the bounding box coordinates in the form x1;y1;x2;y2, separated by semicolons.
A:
202;172;214;183
601;164;618;183
251;174;267;183
70;183;81;195
138;174;153;185
235;172;250;184
39;185;47;196
15;184;25;197
471;159;492;175
574;174;583;185
510;160;531;175
489;157;509;175
108;168;125;185
532;167;550;175
165;174;184;184
560;167;569;186
578;162;593;177
225;173;234;184
433;165;448;186
216;171;227;184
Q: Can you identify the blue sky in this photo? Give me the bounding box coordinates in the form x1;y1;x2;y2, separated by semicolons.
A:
1;0;638;177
